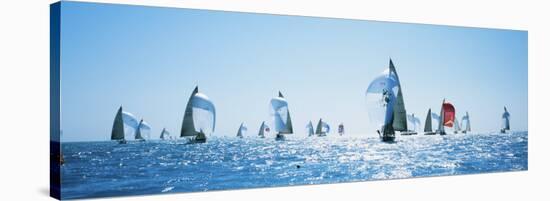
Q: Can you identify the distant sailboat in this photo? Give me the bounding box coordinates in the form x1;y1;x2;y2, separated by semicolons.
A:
111;106;139;144
403;113;420;135
270;91;293;141
236;122;247;138
501;107;510;133
315;118;330;137
423;108;436;135
461;112;471;134
160;128;170;140
180;86;216;143
435;99;455;135
366;59;408;142
135;119;151;141
258;121;270;138
453;116;461;134
338;123;345;136
306;121;314;137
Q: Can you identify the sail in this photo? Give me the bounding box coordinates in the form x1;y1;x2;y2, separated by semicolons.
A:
306;121;314;136
111;106;139;140
135;119;151;140
315;119;330;134
424;109;432;132
258;121;270;137
270;92;293;134
181;86;216;137
338;123;345;135
160;128;170;140
389;60;408;131
407;114;421;132
502;107;510;131
237;123;247;137
462;112;471;132
442;102;456;128
366;68;399;135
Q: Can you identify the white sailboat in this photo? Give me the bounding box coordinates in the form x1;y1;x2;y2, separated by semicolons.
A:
270;91;293;141
453;116;461;134
180;86;216;143
366;59;408;142
258;121;270;138
111;106;139;144
315;118;330;137
236;122;247;138
160;128;170;140
501;107;510;133
135;119;151;141
461;112;471;134
403;113;420;135
338;123;345;136
306;121;314;137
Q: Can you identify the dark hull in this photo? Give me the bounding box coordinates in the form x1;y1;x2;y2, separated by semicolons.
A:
275;133;286;141
381;135;395;142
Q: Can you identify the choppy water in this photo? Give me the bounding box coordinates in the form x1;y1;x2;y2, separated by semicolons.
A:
61;131;527;199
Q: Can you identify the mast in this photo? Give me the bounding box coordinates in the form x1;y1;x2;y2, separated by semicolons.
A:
424;108;432;132
111;106;125;140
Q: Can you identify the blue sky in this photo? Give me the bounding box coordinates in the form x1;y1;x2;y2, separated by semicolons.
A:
59;2;528;142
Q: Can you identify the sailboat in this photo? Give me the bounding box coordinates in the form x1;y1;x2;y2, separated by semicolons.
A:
180;86;216;144
338;123;345;136
236;122;247;138
423;108;436;135
461;112;471;134
258;121;270;138
315;118;330;137
306;121;314;137
111;106;139;144
501;107;510;133
160;128;170;140
366;59;408;142
435;99;455;135
270;91;293;141
135;119;151;142
403;113;420;135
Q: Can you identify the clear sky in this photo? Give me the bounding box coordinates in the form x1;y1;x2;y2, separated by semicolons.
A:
59;2;528;142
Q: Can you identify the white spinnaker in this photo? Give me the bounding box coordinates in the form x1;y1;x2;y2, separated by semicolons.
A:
270;97;290;133
190;92;216;135
306;122;314;136
139;120;152;139
407;114;421;132
122;111;139;140
366;69;399;131
322;121;330;133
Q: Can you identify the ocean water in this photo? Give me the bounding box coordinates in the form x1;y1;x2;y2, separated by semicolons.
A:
61;131;527;199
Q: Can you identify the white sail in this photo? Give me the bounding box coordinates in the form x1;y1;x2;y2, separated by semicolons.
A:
306;121;314;136
407;114;421;132
136;119;151;140
366;69;399;134
270;92;293;134
502;107;510;131
454;117;461;132
181;86;216;137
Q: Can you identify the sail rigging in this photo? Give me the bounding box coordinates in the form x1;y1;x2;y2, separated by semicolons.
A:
180;86;216;137
270;91;293;134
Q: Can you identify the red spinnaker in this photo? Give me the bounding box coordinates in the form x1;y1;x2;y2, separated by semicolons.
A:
443;102;455;127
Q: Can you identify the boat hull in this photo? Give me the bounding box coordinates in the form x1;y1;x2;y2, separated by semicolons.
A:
381;135;395;142
424;132;436;135
275;133;286;141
